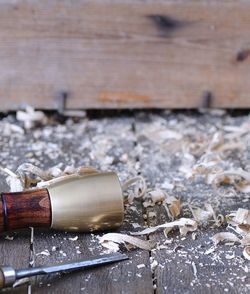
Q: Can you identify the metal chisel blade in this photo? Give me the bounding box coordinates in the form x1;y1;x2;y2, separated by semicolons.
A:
16;253;129;279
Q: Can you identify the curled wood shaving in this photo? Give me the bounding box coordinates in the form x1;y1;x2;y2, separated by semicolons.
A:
227;208;250;235
122;176;147;203
189;204;224;227
241;234;250;246
147;189;165;204
99;233;156;252
16;106;48;129
233;208;250;225
0;163;99;192
5;235;14;241
122;176;181;220
243;246;250;261
207;131;245;153
68;236;78;241
36;249;50;256
163;196;181;220
189;204;213;224
131;218;197;236
212;232;241;245
207;131;224;152
211;169;250;192
212;209;250;259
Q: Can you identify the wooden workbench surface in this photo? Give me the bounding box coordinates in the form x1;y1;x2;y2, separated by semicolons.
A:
0;110;249;293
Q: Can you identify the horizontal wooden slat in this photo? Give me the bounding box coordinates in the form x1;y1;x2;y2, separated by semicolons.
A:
0;0;250;109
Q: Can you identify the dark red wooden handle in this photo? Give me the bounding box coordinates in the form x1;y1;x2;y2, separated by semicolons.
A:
0;189;51;233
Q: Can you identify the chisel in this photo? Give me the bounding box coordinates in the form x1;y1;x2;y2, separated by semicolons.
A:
0;172;124;233
0;253;128;289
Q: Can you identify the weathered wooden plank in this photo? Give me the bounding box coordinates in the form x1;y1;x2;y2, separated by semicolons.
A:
31;117;153;293
135;112;250;294
0;1;250;109
0;140;31;293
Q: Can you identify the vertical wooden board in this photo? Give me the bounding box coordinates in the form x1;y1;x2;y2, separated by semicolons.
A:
135;112;250;294
31;117;153;293
1;1;250;109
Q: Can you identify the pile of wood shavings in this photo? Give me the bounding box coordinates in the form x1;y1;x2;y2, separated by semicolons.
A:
1;160;249;260
0;108;249;267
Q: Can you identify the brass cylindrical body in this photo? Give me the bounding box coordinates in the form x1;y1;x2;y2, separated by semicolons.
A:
47;172;124;232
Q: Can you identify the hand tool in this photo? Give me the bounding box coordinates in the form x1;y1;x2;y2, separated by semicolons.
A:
0;172;124;233
0;253;128;289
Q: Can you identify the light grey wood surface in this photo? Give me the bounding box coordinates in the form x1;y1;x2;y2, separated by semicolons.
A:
0;1;250;109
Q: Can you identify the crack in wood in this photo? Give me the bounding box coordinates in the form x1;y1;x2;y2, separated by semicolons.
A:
148;14;187;37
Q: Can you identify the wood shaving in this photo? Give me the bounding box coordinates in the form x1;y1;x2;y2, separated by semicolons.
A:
5;235;14;241
16;106;48;129
211;232;241;245
36;249;50;256
131;218;197;236
205;247;216;255
147;189;165;204
227;208;250;235
150;259;158;271
68;236;78;241
241;234;250;246
232;208;250;226
99;233;156;252
122;176;147;203
211;169;250;192
243;246;250;261
0;163;98;192
192;262;198;279
189;204;213;224
189;204;223;227
165;197;181;219
123;177;180;219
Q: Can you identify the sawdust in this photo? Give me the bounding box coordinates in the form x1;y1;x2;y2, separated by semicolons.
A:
0;108;250;291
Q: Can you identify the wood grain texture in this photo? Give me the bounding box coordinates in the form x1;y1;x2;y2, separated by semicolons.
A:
0;0;250;109
1;189;51;232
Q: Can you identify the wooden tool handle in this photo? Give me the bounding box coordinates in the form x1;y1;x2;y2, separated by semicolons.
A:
0;189;51;233
0;270;4;289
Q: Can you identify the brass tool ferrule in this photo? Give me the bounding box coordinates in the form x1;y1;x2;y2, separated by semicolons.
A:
47;172;124;232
